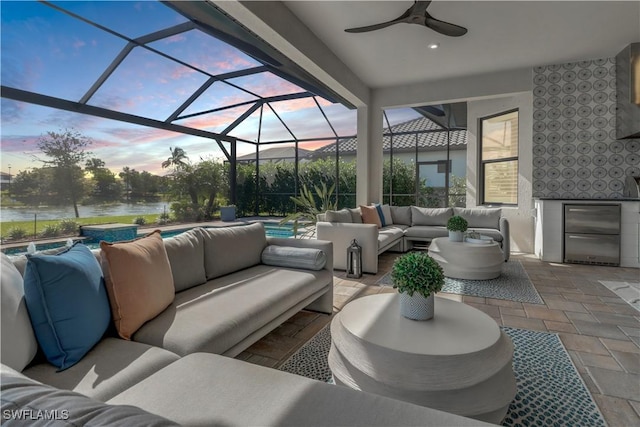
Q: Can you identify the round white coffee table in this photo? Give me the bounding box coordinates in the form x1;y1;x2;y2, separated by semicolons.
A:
429;237;503;280
328;293;516;424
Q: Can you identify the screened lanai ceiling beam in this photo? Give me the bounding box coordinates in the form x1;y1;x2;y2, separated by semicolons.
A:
179;91;315;121
166;66;268;123
221;102;263;136
264;103;297;142
2;86;237;148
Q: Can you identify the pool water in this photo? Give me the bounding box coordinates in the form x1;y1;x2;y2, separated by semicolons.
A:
2;222;297;256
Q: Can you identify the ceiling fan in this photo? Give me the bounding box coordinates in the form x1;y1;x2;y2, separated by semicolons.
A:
344;1;467;37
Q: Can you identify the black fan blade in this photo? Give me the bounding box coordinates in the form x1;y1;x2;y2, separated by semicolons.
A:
425;13;467;37
345;6;412;33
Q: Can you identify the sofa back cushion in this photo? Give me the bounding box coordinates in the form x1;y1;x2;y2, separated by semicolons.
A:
359;205;382;228
200;222;267;280
100;231;174;340
390;206;412;226
22;243;111;370
163;229;206;293
453;207;502;229
1;254;38;372
347;207;363;223
411;206;453;226
325;209;352;223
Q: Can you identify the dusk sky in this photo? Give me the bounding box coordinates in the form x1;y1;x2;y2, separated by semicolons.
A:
1;1;416;177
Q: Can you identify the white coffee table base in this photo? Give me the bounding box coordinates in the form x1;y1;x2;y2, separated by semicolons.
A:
328;294;516;424
429;237;503;280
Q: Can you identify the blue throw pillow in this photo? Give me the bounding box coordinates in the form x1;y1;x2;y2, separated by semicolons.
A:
23;243;110;371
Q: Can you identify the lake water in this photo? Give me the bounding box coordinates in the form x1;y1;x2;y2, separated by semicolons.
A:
0;202;169;222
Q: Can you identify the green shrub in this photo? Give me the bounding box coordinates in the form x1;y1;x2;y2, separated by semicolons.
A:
391;252;444;298
133;216;146;225
170;202;204;222
58;218;79;234
39;224;60;238
447;215;468;232
156;212;171;225
7;227;28;240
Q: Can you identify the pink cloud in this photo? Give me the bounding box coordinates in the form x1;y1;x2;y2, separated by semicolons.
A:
72;39;86;49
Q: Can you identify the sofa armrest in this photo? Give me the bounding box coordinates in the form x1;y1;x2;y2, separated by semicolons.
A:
316;222;379;274
500;217;510;262
266;237;333;272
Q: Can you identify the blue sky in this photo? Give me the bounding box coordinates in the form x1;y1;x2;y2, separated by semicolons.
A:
1;1;413;177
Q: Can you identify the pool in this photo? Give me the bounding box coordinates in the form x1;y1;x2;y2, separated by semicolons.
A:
2;222;297;256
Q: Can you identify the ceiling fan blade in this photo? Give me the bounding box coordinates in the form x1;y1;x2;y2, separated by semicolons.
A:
425;14;467;37
412;1;432;16
345;6;412;33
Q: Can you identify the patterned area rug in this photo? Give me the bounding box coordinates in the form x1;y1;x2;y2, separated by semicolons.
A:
376;260;544;304
598;280;640;312
279;324;605;427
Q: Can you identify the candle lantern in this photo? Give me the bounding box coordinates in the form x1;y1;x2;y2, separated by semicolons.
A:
346;239;362;279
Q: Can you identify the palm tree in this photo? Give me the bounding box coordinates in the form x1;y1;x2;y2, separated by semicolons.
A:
161;147;189;171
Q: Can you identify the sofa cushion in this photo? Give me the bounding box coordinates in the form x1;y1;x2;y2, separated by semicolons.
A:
454;207;502;229
374;203;393;226
100;231;174;340
108;353;489;427
411;206;453;226
200;222;267;280
1;254;38;372
1;364;179;426
261;245;327;271
325;209;352;223
360;205;382;228
132;265;332;356
23;243;110;371
378;226;404;250
468;228;504;243
163;229;206;293
390;206;412;226
347;207;363;223
403;226;449;239
23;338;179;402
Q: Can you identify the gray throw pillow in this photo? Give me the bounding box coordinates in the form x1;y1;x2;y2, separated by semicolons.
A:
410;206;453;226
261;245;327;270
325;209;352;223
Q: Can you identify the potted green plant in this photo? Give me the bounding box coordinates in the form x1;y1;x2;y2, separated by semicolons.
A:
447;215;468;242
391;252;445;321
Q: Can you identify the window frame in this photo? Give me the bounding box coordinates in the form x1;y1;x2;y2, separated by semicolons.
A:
479;108;519;206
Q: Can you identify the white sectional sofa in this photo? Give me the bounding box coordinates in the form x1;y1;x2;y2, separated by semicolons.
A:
317;206;510;274
1;222;492;426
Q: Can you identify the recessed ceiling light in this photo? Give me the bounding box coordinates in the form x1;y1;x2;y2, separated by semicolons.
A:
428;43;439;50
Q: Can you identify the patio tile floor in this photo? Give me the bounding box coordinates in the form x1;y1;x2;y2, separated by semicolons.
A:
237;252;640;426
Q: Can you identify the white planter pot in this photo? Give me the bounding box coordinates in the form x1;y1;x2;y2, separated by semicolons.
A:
399;292;435;321
448;230;464;242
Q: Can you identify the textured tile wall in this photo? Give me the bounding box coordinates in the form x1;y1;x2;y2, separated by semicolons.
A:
532;58;640;199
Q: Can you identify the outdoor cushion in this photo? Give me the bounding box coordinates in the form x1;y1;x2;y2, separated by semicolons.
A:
467;228;504;242
347;207;363;223
132;265;331;356
1;364;179;426
390;206;412;225
200;222;267;280
1;253;38;372
261;245;326;271
325;209;353;223
24;338;180;402
373;203;393;226
23;243;110;370
360;205;382;228
100;231;174;340
411;206;453;226
403;226;449;239
163;228;206;293
454;207;502;229
378;227;404;249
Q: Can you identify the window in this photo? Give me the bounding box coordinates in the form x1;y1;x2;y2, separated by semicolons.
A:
480;110;518;205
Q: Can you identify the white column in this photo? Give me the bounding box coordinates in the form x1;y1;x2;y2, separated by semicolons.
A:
356;106;384;205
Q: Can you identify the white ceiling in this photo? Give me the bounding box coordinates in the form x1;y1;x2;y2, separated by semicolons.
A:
283;1;640;89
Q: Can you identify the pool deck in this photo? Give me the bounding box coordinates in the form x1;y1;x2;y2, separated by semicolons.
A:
0;216;289;253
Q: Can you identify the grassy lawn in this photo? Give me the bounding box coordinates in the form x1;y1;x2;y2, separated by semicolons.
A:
1;214;159;238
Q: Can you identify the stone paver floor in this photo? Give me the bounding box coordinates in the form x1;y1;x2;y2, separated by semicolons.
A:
237;252;640;426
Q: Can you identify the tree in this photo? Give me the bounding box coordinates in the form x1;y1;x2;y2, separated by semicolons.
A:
161;147;189;171
35;129;92;217
86;158;120;202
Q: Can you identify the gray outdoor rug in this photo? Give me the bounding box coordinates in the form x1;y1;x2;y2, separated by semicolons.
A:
376;259;544;304
278;324;606;427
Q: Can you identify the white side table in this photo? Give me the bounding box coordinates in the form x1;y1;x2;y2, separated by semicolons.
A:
429;237;504;280
329;294;516;424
